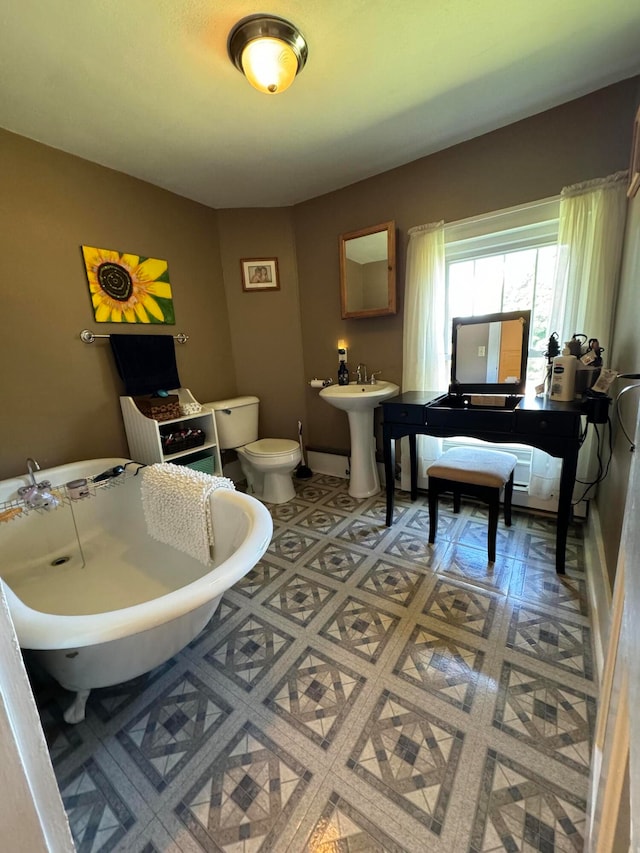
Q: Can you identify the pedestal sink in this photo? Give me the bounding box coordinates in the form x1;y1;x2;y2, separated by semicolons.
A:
319;381;399;497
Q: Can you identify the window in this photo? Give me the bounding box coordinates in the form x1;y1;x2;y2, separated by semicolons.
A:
444;198;559;391
405;185;622;513
440;199;561;504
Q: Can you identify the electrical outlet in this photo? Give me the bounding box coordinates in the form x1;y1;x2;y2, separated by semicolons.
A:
478;345;486;357
338;347;348;363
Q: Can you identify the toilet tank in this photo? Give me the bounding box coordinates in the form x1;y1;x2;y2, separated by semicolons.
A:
205;396;259;450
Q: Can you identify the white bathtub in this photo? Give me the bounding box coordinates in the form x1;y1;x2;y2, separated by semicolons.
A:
0;457;272;722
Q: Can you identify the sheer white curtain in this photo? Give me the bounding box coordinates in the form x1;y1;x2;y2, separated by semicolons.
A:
529;171;628;499
400;222;447;490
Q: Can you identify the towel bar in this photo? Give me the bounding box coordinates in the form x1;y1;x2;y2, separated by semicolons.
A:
80;329;189;344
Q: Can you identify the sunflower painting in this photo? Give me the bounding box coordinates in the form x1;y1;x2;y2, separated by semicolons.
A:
81;246;175;324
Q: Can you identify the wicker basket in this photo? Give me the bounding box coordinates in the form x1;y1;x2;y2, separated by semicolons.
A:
161;428;205;454
134;394;180;421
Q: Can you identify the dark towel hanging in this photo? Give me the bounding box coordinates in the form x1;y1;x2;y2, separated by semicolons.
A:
109;334;181;396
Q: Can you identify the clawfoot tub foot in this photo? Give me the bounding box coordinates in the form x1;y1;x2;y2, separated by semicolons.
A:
64;689;90;724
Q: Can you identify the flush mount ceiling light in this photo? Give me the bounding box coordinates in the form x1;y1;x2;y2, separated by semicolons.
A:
228;14;308;95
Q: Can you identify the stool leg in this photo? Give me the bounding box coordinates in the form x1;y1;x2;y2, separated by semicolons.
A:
503;471;514;528
487;489;499;563
428;479;439;544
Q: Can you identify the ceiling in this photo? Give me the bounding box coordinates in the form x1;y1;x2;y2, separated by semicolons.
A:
1;1;639;209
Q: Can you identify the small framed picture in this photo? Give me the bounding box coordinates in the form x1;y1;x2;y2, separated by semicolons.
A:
240;258;280;292
628;105;640;199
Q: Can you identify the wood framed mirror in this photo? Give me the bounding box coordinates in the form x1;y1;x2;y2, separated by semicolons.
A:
339;221;396;319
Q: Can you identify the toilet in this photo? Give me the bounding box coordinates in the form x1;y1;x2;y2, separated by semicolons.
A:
203;396;301;504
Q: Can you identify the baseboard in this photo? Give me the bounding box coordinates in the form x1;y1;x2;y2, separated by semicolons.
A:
307;451;348;479
306;450;388;485
584;502;612;683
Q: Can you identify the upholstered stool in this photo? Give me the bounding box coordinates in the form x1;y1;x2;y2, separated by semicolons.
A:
427;447;518;562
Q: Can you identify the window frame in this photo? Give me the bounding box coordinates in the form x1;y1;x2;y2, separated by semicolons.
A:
443;197;560;392
438;197;562;500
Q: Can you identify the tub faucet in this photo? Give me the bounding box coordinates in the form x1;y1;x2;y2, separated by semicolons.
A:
18;457;59;510
26;457;40;486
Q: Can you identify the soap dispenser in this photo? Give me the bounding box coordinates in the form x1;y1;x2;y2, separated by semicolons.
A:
338;347;349;385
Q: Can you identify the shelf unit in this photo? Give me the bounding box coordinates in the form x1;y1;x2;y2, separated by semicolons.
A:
119;388;222;474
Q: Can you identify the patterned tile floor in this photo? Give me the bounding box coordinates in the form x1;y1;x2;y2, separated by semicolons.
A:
28;475;597;852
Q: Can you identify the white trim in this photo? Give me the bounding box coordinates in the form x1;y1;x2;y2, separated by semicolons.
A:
443;195;560;243
445;222;559;262
0;587;74;852
585;502;613;683
306;450;391;485
587;555;628;851
307;451;350;479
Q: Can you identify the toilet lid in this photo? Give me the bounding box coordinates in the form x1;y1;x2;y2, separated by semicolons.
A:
244;438;299;458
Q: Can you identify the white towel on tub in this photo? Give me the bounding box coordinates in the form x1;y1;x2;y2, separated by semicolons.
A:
141;463;235;564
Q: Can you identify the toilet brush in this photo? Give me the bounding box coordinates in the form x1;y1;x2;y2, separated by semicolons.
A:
296;420;312;478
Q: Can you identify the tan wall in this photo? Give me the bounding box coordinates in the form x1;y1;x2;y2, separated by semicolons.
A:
216;209;306;442
0;130;234;479
293;78;639;451
597;186;640;582
1;77;638;547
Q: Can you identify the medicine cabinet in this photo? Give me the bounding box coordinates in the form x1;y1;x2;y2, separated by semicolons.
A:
339;221;396;319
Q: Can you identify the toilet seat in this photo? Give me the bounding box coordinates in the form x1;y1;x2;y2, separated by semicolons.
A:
243;438;299;459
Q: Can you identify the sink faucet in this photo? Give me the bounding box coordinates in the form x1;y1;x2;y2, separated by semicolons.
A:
369;371;382;384
356;363;368;384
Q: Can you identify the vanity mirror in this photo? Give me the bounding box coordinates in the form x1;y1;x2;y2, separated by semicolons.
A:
449;309;531;396
339;221;396;319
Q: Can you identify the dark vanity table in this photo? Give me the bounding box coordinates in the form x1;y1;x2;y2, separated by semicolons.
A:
381;391;585;574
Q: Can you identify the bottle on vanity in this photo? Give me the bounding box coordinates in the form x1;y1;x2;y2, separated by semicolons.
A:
549;346;577;401
338;360;349;385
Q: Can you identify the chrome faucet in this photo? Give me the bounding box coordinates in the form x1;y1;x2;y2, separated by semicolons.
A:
356;363;368;384
18;458;59;510
26;457;40;486
369;371;382;384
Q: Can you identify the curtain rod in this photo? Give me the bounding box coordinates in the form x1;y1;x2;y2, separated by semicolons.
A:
80;329;189;344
